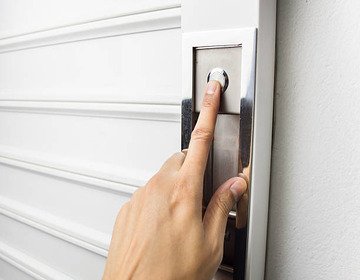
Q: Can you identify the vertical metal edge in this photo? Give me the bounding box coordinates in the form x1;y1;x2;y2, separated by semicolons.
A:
235;29;257;280
245;1;277;279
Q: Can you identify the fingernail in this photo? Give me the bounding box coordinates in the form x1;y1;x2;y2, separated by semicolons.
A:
230;179;246;202
206;80;218;95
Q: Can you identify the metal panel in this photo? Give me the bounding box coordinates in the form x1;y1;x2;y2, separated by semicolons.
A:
194;46;242;114
182;0;276;278
182;28;257;280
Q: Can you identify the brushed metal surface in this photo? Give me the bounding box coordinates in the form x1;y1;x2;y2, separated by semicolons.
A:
212;115;240;191
182;29;258;280
194;46;242;114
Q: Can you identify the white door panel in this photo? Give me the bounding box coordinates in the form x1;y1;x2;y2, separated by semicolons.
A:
0;214;105;280
0;164;129;235
0;112;180;177
0;0;180;38
0;28;181;102
0;2;182;278
0;258;36;280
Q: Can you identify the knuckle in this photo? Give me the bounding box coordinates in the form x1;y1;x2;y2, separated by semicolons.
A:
202;93;215;108
213;192;231;218
130;187;143;201
144;179;158;194
168;152;183;163
172;178;189;198
170;178;196;208
146;173;161;188
144;173;169;196
191;128;213;142
173;151;186;161
173;176;197;196
174;151;184;157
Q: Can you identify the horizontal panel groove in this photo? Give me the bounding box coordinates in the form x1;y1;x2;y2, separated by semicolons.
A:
0;146;143;195
0;100;181;122
0;7;181;54
0;3;181;40
0;240;74;280
0;94;181;106
0;196;110;258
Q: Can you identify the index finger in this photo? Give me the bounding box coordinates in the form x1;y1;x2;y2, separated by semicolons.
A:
181;80;221;178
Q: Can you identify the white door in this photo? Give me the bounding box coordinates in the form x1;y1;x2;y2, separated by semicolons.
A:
0;1;275;279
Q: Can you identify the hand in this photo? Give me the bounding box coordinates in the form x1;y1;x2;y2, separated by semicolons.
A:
103;81;248;280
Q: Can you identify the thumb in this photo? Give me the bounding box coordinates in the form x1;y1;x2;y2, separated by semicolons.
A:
203;177;247;248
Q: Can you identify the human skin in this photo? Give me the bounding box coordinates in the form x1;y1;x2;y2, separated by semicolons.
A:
103;81;248;280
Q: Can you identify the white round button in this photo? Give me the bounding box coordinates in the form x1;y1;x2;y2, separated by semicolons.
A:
207;68;229;93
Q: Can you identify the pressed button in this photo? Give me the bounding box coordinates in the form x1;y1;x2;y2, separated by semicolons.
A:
207;67;229;93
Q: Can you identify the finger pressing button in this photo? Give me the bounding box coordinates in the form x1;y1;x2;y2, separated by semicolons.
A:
207;68;229;94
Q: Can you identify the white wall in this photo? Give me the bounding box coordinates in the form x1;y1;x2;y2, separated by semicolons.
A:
266;0;360;279
0;1;181;279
